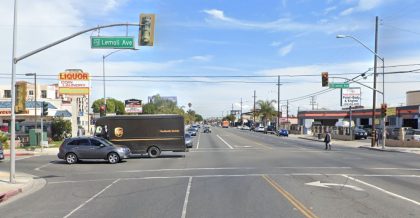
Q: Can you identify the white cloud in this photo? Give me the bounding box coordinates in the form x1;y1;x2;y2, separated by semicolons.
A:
324;6;337;14
270;41;283;47
278;43;294;56
340;0;385;16
190;55;213;62
202;8;367;33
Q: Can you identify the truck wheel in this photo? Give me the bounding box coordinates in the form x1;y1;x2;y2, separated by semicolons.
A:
148;146;161;158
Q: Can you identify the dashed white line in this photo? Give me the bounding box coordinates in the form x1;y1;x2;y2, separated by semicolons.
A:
181;177;192;218
63;178;121;218
342;175;420;206
35;162;53;171
216;134;234;149
196;132;201;149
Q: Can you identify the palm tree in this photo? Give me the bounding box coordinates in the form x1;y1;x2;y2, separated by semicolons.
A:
257;100;276;126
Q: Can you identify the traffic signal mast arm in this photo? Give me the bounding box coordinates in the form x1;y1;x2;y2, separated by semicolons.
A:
329;76;383;95
15;23;142;63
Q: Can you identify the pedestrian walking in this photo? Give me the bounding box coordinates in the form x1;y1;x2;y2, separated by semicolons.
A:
324;131;332;150
375;130;380;146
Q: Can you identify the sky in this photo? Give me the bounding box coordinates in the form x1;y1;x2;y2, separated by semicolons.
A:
1;0;420;118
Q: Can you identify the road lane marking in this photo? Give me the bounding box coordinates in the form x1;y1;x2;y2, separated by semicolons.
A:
369;167;420;171
216;134;234;149
34;161;55;171
196;132;201;149
181;177;192;218
62;178;121;218
48;173;420;185
305;181;364;191
341;175;420;206
262;175;318;218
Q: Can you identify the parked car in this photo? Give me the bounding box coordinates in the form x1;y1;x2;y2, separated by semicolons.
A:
278;129;289;137
265;126;276;134
0;141;4;160
203;126;212;133
406;129;420;142
185;133;193;148
188;128;197;136
354;128;368;140
57;137;131;164
255;126;265;132
241;125;250;130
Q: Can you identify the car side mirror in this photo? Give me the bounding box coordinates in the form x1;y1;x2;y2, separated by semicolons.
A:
100;144;106;147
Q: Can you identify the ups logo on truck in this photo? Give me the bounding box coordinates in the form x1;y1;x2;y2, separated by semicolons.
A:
114;127;124;137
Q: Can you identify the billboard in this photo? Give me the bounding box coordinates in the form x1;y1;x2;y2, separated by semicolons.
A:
58;71;90;95
15;82;27;114
125;99;143;114
342;88;361;108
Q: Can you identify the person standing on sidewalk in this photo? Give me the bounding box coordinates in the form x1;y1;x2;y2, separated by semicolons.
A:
324;131;332;150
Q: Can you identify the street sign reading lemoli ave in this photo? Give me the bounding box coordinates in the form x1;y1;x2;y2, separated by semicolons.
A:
91;36;135;49
329;83;350;89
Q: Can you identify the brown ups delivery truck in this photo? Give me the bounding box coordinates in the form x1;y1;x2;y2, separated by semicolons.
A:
95;115;186;158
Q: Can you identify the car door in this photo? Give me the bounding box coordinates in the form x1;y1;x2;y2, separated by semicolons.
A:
76;139;94;159
89;139;109;159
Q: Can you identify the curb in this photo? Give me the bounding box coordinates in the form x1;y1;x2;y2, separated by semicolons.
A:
4;153;35;157
0;188;22;203
0;173;44;205
358;146;404;153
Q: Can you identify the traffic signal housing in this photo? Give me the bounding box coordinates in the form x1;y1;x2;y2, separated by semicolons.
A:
41;101;48;116
322;72;329;87
139;14;155;46
100;105;106;117
381;103;387;117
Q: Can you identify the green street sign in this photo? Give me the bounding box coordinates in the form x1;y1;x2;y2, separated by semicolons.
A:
329;83;349;88
91;36;135;49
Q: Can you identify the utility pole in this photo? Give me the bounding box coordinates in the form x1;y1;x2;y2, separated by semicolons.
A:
310;96;317;110
382;57;386;149
240;98;243;124
286;100;289;123
371;16;379;147
253;90;256;123
277;75;280;131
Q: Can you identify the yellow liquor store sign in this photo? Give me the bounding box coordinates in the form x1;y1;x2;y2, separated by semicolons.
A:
58;71;90;95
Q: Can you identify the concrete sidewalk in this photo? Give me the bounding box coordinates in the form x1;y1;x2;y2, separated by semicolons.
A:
0;171;45;204
3;147;59;157
289;134;420;155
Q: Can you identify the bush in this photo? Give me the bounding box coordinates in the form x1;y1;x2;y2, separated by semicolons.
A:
51;117;72;141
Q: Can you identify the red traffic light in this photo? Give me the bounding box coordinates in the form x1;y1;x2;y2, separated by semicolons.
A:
321;72;329;87
100;105;106;111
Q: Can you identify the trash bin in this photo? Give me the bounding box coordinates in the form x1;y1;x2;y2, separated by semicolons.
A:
318;133;322;139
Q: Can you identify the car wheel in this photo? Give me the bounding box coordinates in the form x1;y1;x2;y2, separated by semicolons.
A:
108;152;120;164
148;146;161;158
65;153;78;164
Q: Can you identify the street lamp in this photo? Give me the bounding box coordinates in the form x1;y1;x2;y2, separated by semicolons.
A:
336;33;385;149
102;48;138;115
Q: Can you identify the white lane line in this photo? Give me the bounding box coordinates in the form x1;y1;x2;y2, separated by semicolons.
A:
342;175;420;206
62;179;121;218
369;167;420;171
35;162;53;171
216;134;234;149
196;132;201;149
181;177;192;218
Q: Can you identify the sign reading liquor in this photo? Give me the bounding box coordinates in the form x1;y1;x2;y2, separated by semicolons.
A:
125;99;143;114
58;71;90;95
342;88;361;107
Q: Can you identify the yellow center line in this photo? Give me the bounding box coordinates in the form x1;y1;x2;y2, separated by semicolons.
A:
262;175;318;218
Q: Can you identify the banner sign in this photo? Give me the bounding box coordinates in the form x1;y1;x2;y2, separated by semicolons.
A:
342;88;361;107
125;99;143;114
58;71;90;95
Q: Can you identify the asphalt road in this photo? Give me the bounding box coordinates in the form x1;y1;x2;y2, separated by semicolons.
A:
0;127;419;218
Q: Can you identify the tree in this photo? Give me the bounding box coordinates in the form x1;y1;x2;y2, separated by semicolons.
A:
257;100;277;126
51;116;72;141
195;114;203;122
92;98;125;115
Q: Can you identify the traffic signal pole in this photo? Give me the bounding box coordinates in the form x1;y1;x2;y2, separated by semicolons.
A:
371;16;379;147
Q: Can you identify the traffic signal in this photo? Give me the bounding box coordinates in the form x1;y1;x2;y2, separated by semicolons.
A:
100;105;106;117
42;101;48;116
322;72;329;87
381;103;387;117
139;14;155;46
